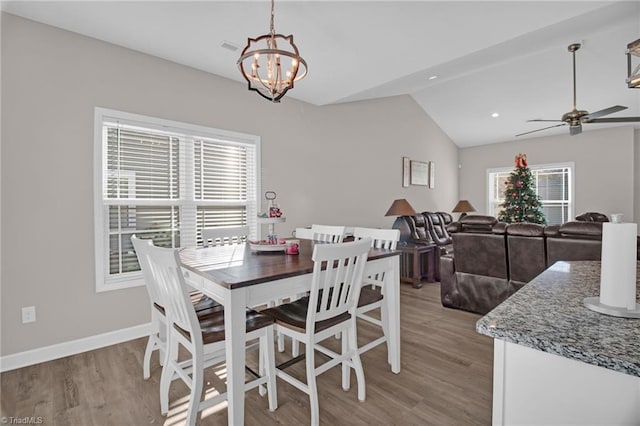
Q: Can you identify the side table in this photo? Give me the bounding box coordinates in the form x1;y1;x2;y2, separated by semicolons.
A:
397;243;437;288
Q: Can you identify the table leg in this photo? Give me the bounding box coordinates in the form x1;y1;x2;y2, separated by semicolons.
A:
225;287;247;426
386;256;401;373
426;247;436;283
411;248;423;289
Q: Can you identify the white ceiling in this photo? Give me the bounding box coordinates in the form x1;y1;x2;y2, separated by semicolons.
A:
3;1;639;147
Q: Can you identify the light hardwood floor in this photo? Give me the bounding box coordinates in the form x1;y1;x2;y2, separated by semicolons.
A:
1;283;493;425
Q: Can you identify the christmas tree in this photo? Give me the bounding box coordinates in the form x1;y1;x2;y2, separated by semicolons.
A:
497;153;547;224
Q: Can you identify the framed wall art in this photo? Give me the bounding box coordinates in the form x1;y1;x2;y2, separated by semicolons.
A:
410;160;429;186
429;161;435;188
402;157;410;187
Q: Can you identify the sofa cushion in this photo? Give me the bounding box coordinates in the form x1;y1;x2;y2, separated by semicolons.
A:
459;215;498;233
506;222;545;237
410;214;433;243
507;223;546;284
424;212;452;245
436;212;454;225
452;233;508;279
546;221;602;265
557;221;603;238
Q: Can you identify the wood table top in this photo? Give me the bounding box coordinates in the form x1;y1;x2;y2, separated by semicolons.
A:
179;239;399;289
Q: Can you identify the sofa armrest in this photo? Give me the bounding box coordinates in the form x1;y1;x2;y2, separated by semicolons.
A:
439;254;458;309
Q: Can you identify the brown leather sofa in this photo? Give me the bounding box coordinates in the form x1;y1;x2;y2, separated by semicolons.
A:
506;223;547;289
545;221;604;265
440;216;610;314
440;216;512;314
393;212;454;280
423;212;453;247
423;212;454;279
410;214;434;243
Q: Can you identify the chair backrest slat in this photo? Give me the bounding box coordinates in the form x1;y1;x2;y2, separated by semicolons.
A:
311;224;345;243
202;225;250;246
308;239;371;325
353;227;400;250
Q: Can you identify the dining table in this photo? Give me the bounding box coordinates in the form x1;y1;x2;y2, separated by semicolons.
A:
179;239;401;426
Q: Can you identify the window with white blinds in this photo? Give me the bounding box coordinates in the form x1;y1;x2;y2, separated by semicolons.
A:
94;108;260;291
487;163;573;225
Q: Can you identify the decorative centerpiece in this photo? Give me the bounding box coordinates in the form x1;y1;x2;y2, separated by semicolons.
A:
250;191;288;252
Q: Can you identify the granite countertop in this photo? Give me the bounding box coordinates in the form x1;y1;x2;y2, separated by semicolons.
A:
476;261;640;378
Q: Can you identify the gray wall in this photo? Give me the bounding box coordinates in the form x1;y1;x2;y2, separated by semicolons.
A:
635;129;640;223
459;126;636;223
1;14;459;355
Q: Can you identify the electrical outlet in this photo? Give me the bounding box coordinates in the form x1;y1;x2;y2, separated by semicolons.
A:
22;306;36;324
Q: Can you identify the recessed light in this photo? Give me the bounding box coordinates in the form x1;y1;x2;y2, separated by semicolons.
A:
428;75;438;80
491;112;500;118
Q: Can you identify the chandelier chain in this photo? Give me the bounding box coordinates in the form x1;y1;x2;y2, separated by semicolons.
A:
270;0;276;36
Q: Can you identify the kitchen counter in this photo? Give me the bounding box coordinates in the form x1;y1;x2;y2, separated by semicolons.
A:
476;260;640;425
476;260;640;377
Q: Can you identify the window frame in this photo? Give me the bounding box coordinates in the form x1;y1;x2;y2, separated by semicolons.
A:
93;107;261;292
486;162;574;225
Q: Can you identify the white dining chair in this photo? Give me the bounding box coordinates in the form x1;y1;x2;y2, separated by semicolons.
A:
262;238;371;426
345;227;399;387
287;225;346;356
202;225;250;246
310;224;345;243
294;227;314;240
277;224;345;354
132;236;278;425
132;235;222;380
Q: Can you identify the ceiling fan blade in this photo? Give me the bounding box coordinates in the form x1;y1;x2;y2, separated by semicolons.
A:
569;124;582;136
527;119;563;122
516;123;566;137
586;117;640;123
583;105;627;120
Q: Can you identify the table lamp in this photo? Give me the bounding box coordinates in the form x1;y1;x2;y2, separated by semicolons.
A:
452;199;476;219
385;198;417;230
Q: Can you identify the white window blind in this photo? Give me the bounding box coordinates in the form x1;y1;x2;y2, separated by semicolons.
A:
94;108;260;291
487;163;573;225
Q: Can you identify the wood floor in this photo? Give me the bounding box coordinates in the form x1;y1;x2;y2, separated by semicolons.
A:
0;282;493;425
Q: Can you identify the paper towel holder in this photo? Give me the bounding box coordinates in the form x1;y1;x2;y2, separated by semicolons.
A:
583;297;640;318
584;219;639;318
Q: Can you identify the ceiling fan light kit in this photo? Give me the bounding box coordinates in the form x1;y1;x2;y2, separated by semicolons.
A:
626;38;640;88
237;0;307;102
516;43;640;137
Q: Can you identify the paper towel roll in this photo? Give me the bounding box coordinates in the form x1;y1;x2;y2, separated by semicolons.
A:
600;222;638;309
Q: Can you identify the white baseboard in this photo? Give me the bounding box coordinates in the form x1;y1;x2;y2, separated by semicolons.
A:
0;322;153;373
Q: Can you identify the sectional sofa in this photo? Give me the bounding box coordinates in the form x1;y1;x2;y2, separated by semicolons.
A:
439;215;638;315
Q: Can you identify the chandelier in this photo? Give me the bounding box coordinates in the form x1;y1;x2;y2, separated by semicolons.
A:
627;39;640;88
237;0;307;102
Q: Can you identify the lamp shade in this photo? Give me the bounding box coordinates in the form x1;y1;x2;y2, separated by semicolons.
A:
385;199;417;217
452;200;476;213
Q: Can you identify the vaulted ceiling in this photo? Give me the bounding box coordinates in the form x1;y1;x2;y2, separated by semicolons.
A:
3;1;639;147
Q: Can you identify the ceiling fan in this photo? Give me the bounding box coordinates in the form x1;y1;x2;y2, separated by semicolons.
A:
517;43;640;137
